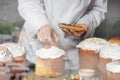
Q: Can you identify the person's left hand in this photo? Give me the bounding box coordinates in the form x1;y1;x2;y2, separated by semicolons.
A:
60;24;88;37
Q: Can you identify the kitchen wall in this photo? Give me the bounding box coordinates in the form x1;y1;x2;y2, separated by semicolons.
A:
94;0;120;39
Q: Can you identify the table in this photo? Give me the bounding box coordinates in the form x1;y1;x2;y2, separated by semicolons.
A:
0;61;99;80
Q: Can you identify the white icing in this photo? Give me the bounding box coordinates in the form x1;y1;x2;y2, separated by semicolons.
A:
36;46;65;59
106;61;120;73
76;37;108;53
0;47;12;62
1;43;26;58
100;44;120;60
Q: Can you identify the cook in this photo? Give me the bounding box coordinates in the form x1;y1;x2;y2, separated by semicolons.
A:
18;0;108;70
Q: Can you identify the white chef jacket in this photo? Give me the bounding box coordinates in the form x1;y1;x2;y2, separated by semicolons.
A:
18;0;107;70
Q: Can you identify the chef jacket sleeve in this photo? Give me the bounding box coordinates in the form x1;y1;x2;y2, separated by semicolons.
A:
18;0;49;36
77;0;108;38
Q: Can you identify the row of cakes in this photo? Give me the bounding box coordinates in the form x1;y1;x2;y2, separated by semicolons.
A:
0;43;26;66
0;43;66;78
28;37;120;79
76;37;120;80
1;37;119;79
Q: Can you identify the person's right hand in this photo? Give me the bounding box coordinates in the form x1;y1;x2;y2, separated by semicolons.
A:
37;24;59;45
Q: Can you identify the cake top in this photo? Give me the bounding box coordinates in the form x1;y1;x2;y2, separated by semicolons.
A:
0;46;12;62
79;69;95;73
79;69;95;77
100;44;120;60
109;36;120;44
106;61;120;73
76;37;108;53
36;46;65;59
1;43;26;57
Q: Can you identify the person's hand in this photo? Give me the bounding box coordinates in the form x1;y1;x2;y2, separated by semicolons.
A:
60;24;88;37
37;24;59;45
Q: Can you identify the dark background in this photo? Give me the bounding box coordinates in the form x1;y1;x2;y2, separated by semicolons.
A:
94;0;120;39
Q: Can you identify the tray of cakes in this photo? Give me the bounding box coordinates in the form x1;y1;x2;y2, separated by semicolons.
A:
1;36;120;80
0;43;29;80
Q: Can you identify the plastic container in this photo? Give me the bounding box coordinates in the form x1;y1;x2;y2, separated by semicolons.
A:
79;69;97;80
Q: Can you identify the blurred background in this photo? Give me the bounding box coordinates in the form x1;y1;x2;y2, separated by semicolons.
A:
0;0;120;43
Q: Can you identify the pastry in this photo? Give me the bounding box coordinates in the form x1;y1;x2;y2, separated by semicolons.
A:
35;46;65;77
1;43;26;63
106;61;120;80
59;23;87;31
98;43;120;80
76;37;108;70
109;36;120;44
0;46;12;66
